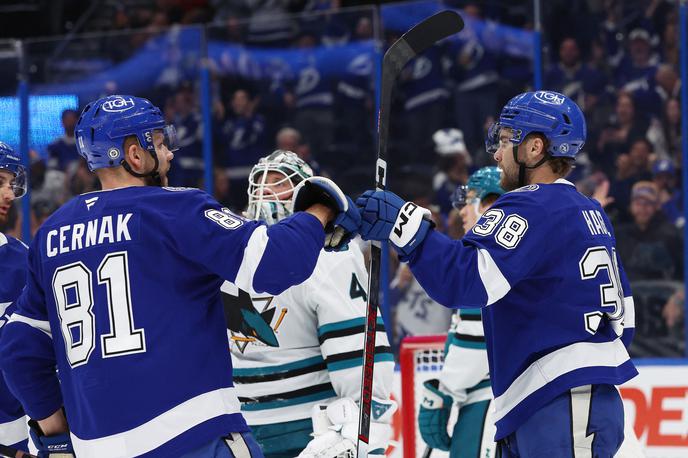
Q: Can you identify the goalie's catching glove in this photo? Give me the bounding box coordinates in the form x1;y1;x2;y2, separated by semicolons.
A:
355;190;433;257
418;379;452;451
293;177;361;251
28;420;75;458
297;397;397;458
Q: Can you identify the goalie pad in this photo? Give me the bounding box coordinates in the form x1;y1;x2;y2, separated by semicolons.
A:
297;397;397;458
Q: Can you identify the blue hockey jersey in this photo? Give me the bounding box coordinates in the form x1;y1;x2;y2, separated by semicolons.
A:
0;186;325;458
0;233;29;451
405;179;637;440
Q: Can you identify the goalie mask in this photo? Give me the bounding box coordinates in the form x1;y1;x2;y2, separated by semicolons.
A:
246;150;313;225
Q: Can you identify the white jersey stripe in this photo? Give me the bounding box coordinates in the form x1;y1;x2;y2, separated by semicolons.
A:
234;226;269;293
623;296;635;328
0;302;12;317
477;248;510;305
71;387;240;458
0;415;28;446
493;339;630;422
570;385;594;458
8;314;52;338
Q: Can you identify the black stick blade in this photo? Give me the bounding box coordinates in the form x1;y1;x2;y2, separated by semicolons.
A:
403;10;464;54
382;10;464;75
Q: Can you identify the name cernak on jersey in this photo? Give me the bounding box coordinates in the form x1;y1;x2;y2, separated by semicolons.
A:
46;213;136;257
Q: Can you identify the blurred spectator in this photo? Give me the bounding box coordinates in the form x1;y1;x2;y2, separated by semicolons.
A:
652;158;684;228
545;37;605;107
31;199;59;235
334;48;373;155
609;138;654;222
662;287;685;338
450;4;499;156
276;126;301;152
616;181;683;281
662;20;679;67
594;92;649;177
397;39;449;161
47;109;79;171
68;159;100;197
275;126;322;175
659;97;682;162
166;83;205;187
432;128;471;216
615;28;659;91
216;87;267;169
286;31;336;166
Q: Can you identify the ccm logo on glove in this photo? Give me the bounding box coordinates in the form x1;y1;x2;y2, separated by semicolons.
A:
390;202;429;248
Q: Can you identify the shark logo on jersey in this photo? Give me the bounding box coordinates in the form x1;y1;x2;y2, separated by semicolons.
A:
222;286;287;353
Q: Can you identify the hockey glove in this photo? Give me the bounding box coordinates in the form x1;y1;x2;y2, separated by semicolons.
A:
418;379;452;452
356;190;433;257
298;397;397;458
293;177;361;251
28;420;74;458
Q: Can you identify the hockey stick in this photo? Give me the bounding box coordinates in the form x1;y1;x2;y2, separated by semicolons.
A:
356;10;464;458
422;446;433;458
0;443;37;458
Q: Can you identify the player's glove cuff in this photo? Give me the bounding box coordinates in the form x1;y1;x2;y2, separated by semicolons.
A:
418;379;452;451
293;177;360;251
356;190;433;257
29;419;75;458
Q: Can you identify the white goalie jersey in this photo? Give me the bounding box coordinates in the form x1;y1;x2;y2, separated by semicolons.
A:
223;241;395;426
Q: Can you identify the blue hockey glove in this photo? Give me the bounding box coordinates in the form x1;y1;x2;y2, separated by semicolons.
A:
356;190;433;257
293;176;360;251
29;420;75;457
418;379;452;452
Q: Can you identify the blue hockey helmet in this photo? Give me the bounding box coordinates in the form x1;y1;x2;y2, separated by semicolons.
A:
452;166;504;209
75;95;179;172
0;142;27;198
485;90;586;158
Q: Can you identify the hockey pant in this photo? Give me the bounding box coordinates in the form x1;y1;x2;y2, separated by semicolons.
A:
496;384;624;458
180;431;264;458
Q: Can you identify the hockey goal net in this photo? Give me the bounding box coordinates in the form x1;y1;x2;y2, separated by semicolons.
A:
399;335;449;458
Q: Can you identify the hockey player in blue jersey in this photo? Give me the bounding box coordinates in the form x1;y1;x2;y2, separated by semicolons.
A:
0;95;360;458
419;167;504;458
356;91;637;457
0;142;30;455
224;150;396;458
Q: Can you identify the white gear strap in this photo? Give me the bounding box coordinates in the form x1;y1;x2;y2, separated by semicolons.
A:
389;202;431;248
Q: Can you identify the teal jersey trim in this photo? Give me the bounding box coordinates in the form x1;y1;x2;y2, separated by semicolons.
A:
327;352;395;372
467;379;492;393
318;317;386;336
449;334;487;349
241;389;337;411
459;308;482;318
233;355;325;377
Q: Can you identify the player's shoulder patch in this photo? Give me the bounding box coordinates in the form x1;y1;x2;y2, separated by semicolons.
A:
162;186;196;192
511;184;540;192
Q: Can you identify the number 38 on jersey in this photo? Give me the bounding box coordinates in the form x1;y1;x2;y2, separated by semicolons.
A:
472;209;529;249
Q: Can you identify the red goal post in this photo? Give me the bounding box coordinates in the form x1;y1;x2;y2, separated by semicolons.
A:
399;335;447;458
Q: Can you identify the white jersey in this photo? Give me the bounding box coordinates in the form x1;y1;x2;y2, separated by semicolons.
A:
224;242;395;426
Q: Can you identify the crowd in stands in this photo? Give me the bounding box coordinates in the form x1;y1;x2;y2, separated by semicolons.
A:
0;0;684;357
